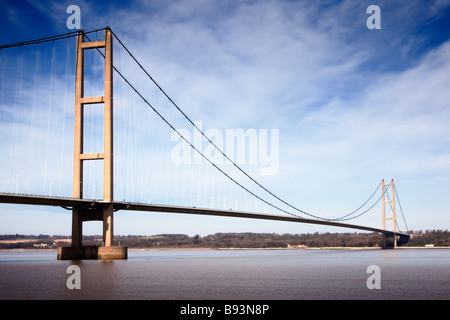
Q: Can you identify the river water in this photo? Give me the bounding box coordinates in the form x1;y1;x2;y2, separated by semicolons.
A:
0;248;449;300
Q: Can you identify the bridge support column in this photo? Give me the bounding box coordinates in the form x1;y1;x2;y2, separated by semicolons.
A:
58;204;126;260
71;209;82;247
382;234;395;249
103;204;114;247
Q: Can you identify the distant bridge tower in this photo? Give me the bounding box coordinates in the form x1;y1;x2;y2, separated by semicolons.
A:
382;179;397;248
59;27;126;259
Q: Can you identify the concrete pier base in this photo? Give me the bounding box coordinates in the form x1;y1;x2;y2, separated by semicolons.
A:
57;246;127;260
98;246;127;259
383;234;396;249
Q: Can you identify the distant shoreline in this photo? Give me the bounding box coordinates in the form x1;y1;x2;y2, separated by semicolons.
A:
1;246;449;252
2;230;448;249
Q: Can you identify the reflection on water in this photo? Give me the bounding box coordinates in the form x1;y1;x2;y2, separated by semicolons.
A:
0;249;449;299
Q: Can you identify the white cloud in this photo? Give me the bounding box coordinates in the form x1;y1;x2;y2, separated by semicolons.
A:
273;39;450;229
1;0;449;235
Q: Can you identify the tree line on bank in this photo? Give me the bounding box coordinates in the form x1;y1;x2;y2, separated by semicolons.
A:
1;230;448;249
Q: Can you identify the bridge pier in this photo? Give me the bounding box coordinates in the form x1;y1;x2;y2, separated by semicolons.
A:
382;234;396;249
103;204;114;247
382;233;410;249
57;246;127;260
71;209;83;248
57;204;127;260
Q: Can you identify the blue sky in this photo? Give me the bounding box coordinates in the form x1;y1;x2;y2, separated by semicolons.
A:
0;0;449;236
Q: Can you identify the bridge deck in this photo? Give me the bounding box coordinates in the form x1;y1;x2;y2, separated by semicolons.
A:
0;193;409;238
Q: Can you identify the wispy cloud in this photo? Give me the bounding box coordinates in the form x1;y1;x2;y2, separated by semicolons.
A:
1;0;449;234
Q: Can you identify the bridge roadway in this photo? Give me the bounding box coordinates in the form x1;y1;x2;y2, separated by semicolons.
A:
0;193;410;240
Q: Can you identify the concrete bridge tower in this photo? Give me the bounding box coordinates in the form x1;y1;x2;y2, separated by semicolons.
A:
382;179;397;248
58;28;126;259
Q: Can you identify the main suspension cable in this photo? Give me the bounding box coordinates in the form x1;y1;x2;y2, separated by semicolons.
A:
0;28;386;223
109;29;381;222
81;33;302;217
328;181;383;221
394;184;409;231
0;28;107;50
0;27;384;223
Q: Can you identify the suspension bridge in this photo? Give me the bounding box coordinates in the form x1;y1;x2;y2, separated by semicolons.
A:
0;27;409;259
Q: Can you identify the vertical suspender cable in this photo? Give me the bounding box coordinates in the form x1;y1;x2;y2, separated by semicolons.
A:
9;46;23;192
0;49;5;104
43;41;56;195
26;44;41;194
58;38;71;197
0;49;7;112
0;49;8;190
